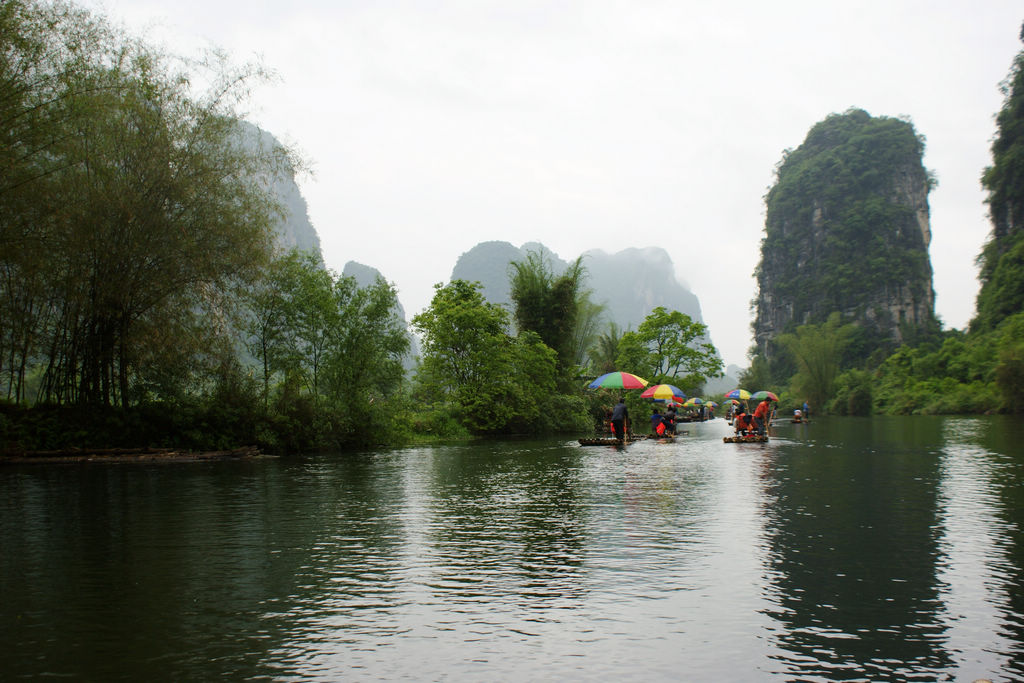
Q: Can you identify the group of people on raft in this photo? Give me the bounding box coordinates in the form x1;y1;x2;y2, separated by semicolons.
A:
607;393;802;441
607;398;701;441
731;397;776;436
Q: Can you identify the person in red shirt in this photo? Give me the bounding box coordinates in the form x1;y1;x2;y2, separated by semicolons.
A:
734;409;754;435
753;398;773;435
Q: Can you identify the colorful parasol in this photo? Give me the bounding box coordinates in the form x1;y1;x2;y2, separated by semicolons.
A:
725;389;751;400
587;371;649;390
640;384;687;401
751;390;779;401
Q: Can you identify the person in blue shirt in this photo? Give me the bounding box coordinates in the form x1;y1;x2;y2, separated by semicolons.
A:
663;404;677;435
650;407;664;436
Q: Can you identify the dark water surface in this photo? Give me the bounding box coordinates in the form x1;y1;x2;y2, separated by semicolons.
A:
3;416;1024;681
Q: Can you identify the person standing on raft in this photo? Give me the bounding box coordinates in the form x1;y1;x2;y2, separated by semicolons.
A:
611;397;629;442
753;397;774;435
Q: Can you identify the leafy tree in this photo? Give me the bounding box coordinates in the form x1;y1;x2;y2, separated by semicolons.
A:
509;250;594;383
412;279;568;434
616;307;722;393
412;280;510;405
571;296;605;372
777;313;858;413
829;369;874;416
319;273;410;442
739;354;773;392
0;0;114;402
279;255;336;401
244;251;301;406
995;341;1024;413
589;322;623;375
478;330;558;433
0;1;293;408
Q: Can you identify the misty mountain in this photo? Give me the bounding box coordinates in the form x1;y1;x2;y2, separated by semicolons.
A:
450;241;743;390
581;247;703;331
238;122;322;258
451;241;705;329
706;365;743;396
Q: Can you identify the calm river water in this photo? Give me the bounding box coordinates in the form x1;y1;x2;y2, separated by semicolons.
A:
2;416;1024;681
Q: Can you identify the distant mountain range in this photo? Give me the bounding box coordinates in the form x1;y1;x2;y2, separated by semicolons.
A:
451;240;704;330
252;126;742;390
449;240;740;393
334;241;741;391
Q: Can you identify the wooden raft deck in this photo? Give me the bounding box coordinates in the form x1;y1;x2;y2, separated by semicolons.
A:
723;435;769;443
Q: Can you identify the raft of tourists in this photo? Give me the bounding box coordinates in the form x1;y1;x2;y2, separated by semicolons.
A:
581;372;795;447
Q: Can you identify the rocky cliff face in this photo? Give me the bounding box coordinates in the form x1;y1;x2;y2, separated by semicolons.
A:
973;28;1024;332
238;122;322;258
753;109;936;354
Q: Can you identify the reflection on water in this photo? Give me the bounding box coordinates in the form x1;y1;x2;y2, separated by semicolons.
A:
2;416;1023;680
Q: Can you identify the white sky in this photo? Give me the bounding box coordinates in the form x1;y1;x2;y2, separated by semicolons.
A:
82;0;1023;368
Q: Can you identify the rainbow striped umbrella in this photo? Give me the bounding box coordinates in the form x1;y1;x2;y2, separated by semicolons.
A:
640;384;687;401
751;390;779;401
587;371;649;390
725;389;751;400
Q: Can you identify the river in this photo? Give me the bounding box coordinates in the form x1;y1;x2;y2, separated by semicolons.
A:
2;415;1023;681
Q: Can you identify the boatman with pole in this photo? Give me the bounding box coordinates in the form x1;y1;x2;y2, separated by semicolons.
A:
753;397;774;435
611;397;629;442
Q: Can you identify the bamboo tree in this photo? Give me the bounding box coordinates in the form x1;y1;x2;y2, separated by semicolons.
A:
1;1;293;408
777;313;858;412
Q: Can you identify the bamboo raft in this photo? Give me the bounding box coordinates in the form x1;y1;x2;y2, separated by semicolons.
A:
578;435;648;446
723;435;769;443
0;445;262;464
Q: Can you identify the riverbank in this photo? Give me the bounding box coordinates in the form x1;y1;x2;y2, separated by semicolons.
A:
0;445;263;465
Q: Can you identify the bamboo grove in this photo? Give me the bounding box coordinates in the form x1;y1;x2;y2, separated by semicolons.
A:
2;0;291;407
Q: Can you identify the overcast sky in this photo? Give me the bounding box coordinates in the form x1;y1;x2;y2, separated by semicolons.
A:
82;0;1022;368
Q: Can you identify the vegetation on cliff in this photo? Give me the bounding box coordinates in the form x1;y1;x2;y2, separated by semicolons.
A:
975;23;1024;334
755;108;937;362
749;24;1024;416
854;24;1024;415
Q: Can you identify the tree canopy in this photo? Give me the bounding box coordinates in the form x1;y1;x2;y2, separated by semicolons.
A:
616;307;722;394
0;0;294;408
